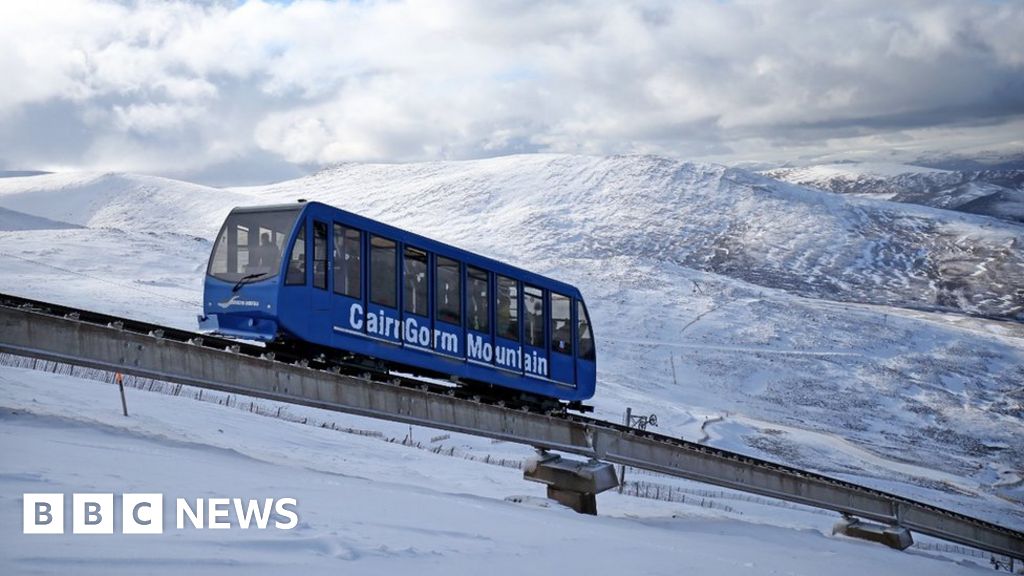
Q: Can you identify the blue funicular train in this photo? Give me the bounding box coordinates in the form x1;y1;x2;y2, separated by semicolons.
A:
199;200;596;409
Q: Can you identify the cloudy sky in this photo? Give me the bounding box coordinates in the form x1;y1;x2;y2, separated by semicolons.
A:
1;0;1022;184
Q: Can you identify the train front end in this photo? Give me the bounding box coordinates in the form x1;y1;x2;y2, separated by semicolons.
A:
198;204;303;341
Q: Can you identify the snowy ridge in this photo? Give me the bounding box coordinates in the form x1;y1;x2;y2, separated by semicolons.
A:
0;172;251;237
765;163;1024;225
767;162;953;180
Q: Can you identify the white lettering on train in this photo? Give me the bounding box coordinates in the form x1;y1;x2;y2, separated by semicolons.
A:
404;317;431;347
346;303;546;376
349;304;363;330
467;333;493;362
348;303;459;354
433;330;459;354
523;349;547;376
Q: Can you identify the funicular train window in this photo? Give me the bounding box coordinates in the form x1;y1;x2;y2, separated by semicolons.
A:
313;222;327;290
252;225;282;273
550;293;572;355
333;224;361;298
209;228;231;275
435;256;461;324
208;208;298;283
523;286;545;347
467;266;489;333
403;246;428;316
496;275;518;340
285;223;306;285
577;301;595;360
370;236;397;307
235;225;250;271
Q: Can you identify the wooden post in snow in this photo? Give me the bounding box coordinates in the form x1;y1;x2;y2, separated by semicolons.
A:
115;372;128;417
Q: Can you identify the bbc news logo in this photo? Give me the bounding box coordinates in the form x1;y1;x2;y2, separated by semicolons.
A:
23;493;299;534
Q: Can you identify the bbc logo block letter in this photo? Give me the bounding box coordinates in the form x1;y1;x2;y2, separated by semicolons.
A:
73;493;114;534
123;493;163;534
24;494;64;534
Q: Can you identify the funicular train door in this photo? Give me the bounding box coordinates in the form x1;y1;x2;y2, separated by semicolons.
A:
522;285;548;381
465;266;492;367
494;275;522;375
433;256;463;358
574;301;596;390
367;235;402;345
282;220;310;333
548;292;575;386
310;219;331;336
401;244;431;352
330;222;364;343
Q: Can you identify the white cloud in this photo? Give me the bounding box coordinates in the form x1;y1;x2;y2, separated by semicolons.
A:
111;102;204;134
0;0;1022;181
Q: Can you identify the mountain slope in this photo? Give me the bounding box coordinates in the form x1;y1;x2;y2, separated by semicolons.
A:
0;155;1021;531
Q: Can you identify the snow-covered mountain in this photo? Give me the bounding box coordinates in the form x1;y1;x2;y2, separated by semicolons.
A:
1;154;1022;545
764;162;1024;225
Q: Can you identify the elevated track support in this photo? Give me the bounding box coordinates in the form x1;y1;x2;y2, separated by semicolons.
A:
0;294;1021;561
834;516;914;551
523;453;619;514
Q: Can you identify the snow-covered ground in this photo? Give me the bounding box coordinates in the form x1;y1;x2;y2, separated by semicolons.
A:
0;366;1001;575
0;154;1021;572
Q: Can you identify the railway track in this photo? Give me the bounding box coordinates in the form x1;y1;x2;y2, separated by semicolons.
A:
0;292;1021;561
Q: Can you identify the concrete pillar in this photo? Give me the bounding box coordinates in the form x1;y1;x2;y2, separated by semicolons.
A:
834;517;914;550
547;487;598;515
523;452;618;515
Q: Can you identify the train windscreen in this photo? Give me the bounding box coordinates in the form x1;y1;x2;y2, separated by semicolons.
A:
207;208;301;283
